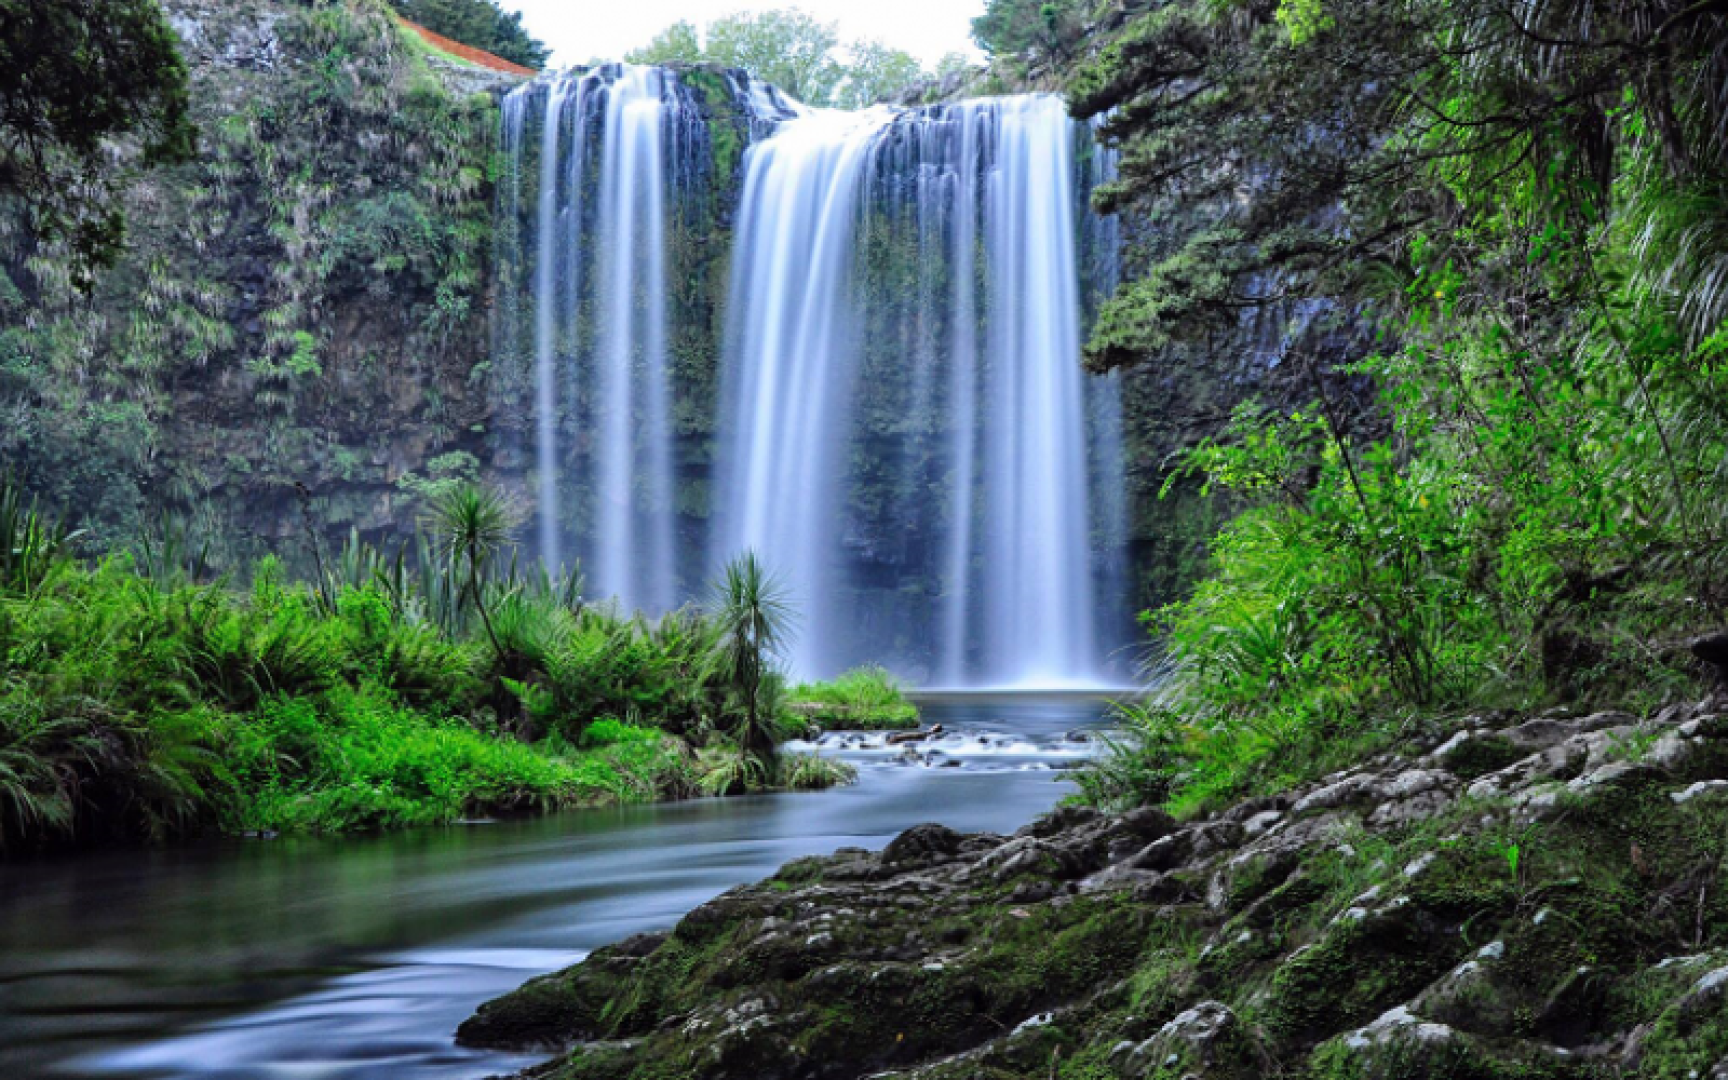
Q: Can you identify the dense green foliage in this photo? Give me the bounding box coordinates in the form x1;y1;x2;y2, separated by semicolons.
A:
0;0;196;284
0;479;852;852
0;551;691;850
2;0;497;562
1074;0;1728;814
389;0;549;68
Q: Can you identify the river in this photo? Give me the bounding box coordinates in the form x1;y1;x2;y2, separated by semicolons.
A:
0;694;1112;1080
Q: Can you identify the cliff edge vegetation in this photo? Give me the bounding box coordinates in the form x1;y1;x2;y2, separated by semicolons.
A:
1072;0;1728;814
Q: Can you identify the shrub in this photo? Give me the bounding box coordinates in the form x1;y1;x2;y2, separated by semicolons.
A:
173;562;345;712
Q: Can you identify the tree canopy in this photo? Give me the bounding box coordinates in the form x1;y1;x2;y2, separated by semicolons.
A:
0;0;196;285
834;40;924;109
705;9;845;105
971;0;1088;59
1070;0;1728;371
624;8;951;108
389;0;550;69
626;20;704;67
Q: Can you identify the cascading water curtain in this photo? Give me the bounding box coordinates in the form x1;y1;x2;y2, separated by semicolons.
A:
591;68;676;613
974;96;1098;686
714;95;1129;686
1082;115;1134;681
495;66;690;613
713;109;896;678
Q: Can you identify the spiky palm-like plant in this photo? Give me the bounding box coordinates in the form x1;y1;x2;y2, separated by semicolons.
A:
0;477;79;597
426;482;518;663
707;551;795;767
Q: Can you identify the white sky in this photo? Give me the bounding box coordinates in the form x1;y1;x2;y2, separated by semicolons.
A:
493;0;988;69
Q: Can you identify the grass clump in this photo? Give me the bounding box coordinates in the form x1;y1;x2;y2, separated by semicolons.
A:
788;665;920;730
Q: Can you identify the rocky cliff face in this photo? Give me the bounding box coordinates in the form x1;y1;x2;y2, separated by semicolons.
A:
1;0;514;564
459;696;1728;1079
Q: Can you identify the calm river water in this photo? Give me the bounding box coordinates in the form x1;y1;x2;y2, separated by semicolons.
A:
0;694;1114;1080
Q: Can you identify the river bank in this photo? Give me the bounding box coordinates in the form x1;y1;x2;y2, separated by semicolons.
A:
0;695;1106;1079
461;694;1728;1080
0;485;886;852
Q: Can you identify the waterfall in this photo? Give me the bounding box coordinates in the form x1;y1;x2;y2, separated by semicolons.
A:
497;73;1130;686
938;109;982;687
715;108;896;677
531;79;573;573
714;95;1124;685
1083;118;1133;681
975;96;1096;685
496;66;702;612
592;67;676;612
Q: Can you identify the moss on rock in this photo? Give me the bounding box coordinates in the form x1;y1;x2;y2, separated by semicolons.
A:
466;699;1728;1080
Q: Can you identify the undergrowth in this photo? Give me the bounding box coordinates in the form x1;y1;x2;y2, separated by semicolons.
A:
0;481;856;852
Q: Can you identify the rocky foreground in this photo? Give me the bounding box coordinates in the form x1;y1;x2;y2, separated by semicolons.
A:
461;699;1728;1079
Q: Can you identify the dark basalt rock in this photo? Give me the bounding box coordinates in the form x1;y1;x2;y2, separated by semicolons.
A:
1694;631;1728;682
879;822;964;867
453;934;669;1051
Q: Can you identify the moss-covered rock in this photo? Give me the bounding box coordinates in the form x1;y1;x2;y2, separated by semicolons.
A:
1311;1014;1581;1080
464;697;1728;1080
457;930;673;1050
